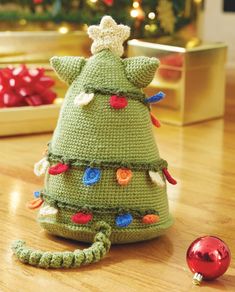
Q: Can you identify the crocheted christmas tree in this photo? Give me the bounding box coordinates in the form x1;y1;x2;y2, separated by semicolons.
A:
12;16;176;269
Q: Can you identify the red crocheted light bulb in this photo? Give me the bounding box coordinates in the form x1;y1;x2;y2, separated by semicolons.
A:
48;163;69;175
110;95;128;109
71;212;93;224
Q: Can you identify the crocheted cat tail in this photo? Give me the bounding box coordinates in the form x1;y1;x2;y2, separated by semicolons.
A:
11;222;111;269
12;15;175;269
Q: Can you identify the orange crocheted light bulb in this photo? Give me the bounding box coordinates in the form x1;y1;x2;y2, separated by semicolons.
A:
27;198;44;210
142;214;160;224
116;168;133;185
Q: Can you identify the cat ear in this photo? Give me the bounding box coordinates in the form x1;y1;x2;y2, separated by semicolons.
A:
50;56;86;85
123;56;159;88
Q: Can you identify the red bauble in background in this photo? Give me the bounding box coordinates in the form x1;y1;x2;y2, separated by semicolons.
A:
102;0;113;6
186;236;231;285
158;53;183;81
33;0;43;4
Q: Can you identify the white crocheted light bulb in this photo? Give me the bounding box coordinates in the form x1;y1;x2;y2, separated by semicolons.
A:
34;157;50;176
74;92;94;107
39;205;58;216
149;171;165;187
87;15;130;57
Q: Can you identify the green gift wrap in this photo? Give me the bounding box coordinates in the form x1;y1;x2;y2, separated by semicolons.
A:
12;16;176;269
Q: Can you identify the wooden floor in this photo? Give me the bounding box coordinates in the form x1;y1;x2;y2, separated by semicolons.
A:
0;81;235;292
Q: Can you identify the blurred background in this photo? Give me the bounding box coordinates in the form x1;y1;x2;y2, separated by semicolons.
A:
0;0;234;134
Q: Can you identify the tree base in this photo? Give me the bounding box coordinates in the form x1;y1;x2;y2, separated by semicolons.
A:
38;215;173;244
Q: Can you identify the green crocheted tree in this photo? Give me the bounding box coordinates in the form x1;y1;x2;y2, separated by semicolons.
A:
12;16;176;269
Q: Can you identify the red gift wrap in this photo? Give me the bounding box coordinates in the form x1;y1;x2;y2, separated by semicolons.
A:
0;65;57;108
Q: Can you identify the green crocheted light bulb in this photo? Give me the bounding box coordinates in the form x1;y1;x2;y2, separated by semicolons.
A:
12;16;174;269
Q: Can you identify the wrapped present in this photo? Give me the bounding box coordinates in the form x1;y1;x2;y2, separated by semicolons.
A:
0;31;91;65
0;65;57;108
128;39;227;125
0;30;91;136
0;64;61;136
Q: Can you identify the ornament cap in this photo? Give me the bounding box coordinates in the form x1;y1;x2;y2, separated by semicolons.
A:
192;273;203;285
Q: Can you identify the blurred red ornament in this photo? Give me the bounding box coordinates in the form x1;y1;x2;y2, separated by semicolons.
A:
186;236;231;285
158;54;183;81
102;0;113;6
33;0;43;4
0;65;56;108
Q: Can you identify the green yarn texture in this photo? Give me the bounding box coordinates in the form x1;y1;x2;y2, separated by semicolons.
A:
12;25;173;268
12;222;111;269
51;50;161;164
38;49;172;242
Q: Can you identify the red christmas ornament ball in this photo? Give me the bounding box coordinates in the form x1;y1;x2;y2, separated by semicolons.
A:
158;53;183;81
186;236;231;283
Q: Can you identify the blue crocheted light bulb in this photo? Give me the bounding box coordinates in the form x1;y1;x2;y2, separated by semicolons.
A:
115;213;133;228
34;191;40;198
145;91;165;104
83;167;101;186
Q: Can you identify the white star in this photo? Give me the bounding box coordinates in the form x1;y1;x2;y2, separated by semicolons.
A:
88;15;130;57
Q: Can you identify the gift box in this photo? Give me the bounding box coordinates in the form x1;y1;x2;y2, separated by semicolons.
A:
0;31;91;65
128;39;227;125
0;31;91;136
0;64;63;136
0;103;60;136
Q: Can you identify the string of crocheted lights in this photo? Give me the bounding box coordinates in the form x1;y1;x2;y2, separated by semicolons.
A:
31;161;174;227
12;15;177;270
28;15;176;227
31;95;177;228
28;190;161;228
34;152;177;187
74;90;165;127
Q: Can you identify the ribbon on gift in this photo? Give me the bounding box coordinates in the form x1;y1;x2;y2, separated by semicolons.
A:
0;64;57;107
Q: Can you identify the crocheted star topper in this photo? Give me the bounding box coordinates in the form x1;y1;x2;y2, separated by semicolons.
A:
88;15;130;57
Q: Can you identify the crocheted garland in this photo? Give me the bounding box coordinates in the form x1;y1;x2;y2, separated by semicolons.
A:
83;84;147;105
39;191;159;218
34;146;175;186
46;152;168;172
82;86;165;109
30;191;160;227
